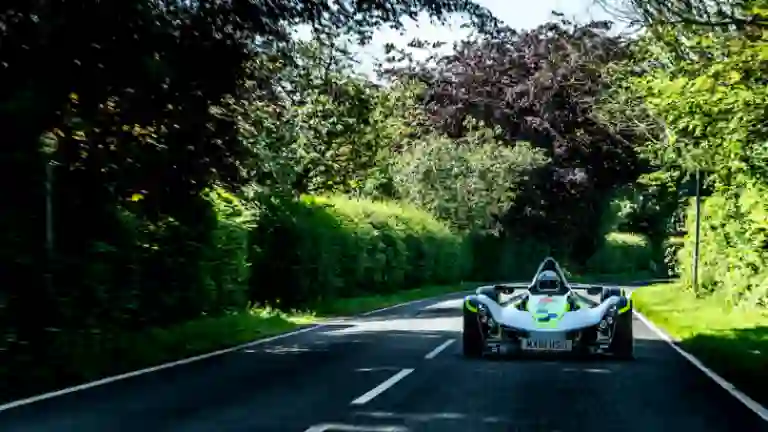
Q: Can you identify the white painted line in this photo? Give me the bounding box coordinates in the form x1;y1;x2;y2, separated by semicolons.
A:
304;423;408;432
358;298;426;317
358;289;471;317
634;310;768;422
0;324;324;413
0;289;472;413
424;339;455;359
350;368;414;406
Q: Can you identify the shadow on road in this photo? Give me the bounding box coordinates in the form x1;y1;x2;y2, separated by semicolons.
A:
308;335;768;432
674;325;768;407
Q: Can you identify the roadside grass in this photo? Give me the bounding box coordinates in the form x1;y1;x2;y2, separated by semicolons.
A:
9;269;673;405
634;283;768;406
4;282;476;404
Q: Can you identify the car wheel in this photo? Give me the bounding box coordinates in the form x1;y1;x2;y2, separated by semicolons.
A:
462;309;484;358
611;306;634;360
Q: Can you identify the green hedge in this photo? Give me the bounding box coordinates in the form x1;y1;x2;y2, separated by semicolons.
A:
3;191;476;401
468;231;656;282
250;194;472;308
585;232;653;275
468;233;553;282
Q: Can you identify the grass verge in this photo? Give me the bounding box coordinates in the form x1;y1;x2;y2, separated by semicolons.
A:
633;283;768;406
3;282;475;405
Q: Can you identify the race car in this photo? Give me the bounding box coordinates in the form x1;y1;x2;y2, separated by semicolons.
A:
462;257;634;359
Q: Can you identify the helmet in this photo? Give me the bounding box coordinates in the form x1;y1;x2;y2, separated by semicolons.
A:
536;270;560;291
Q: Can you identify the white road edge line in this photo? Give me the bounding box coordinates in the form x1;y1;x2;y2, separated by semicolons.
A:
0;324;324;413
0;289;473;413
424;339;455;360
634;310;768;423
350;368;414;406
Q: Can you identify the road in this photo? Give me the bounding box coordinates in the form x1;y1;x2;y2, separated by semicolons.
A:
0;289;766;432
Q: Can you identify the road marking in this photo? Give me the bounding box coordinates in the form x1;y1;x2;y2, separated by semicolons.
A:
0;290;474;413
424;339;455;359
634;310;768;422
305;424;408;432
350;368;414;406
358;289;471;317
0;324;326;413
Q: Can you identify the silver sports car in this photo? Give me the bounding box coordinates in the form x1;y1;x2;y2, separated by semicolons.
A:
462;257;634;359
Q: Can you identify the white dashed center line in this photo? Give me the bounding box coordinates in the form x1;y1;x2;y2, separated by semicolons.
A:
350;368;414;406
424;339;455;359
304;424;408;432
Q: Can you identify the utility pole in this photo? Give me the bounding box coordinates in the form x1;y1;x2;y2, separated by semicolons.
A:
45;162;54;258
41;132;57;299
692;168;701;292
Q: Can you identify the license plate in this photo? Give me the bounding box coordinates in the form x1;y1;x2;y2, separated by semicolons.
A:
521;338;573;352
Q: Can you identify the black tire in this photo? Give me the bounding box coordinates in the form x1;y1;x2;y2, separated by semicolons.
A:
611;309;635;360
602;287;634;359
462;308;484;358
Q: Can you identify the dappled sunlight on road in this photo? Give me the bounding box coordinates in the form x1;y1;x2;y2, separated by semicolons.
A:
320;298;464;337
560;367;612;374
254;345;319;355
353;410;510;424
324;317;461;335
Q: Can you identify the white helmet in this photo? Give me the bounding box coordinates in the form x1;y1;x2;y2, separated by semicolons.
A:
536;270;560;291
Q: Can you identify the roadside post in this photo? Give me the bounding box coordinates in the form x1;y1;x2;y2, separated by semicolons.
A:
692;168;701;293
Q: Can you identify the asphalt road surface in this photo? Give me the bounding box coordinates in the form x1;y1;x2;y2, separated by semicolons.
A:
0;289;766;432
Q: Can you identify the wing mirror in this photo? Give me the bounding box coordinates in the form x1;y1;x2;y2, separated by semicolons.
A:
617;297;630;310
586;286;603;296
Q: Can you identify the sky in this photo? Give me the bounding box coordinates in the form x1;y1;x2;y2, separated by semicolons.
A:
344;0;629;79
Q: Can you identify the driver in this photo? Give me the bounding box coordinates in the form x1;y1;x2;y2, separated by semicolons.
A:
536;270;561;292
536;270;581;310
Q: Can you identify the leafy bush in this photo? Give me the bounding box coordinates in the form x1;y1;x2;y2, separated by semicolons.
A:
389;121;549;232
663;236;685;277
2;188;255;400
249;194;472;308
467;233;554;282
677;186;768;307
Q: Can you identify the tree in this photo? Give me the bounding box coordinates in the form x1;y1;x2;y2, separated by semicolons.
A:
389;118;550;232
0;0;499;382
381;18;646;259
597;0;768;29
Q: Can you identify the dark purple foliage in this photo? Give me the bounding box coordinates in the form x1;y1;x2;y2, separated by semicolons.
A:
384;17;646;260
